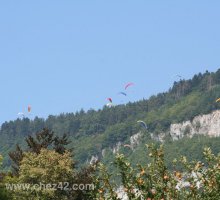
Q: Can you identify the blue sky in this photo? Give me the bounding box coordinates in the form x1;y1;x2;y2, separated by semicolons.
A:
0;1;220;124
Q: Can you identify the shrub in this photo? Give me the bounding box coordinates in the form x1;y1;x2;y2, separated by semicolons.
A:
90;144;220;200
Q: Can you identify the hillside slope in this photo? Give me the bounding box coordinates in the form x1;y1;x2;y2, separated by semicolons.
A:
1;69;220;169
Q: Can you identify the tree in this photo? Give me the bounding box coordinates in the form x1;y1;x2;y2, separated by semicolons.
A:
8;145;23;176
9;128;72;175
16;149;74;200
8;128;95;200
0;155;12;200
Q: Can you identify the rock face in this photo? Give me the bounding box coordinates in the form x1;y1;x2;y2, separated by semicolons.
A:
89;110;220;167
89;155;98;165
151;132;166;142
130;132;142;149
170;110;220;140
116;187;142;200
112;141;122;154
116;187;128;200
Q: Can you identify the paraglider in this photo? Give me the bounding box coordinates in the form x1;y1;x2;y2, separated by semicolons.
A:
123;144;132;148
17;105;32;119
137;120;148;129
28;105;31;113
106;98;114;107
106;103;113;107
216;98;220;103
125;82;134;90
107;98;112;103
119;92;127;96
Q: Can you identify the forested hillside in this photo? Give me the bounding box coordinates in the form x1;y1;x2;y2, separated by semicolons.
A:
1;69;220;169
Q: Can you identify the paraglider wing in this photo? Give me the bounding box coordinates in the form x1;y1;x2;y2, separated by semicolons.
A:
119;92;127;96
125;82;134;90
216;98;220;103
107;98;112;103
123;144;132;148
28;105;31;112
137;120;147;129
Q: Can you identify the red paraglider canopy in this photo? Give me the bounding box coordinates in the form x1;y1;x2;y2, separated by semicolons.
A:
107;98;112;103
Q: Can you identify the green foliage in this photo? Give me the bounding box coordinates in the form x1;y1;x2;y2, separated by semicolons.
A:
9;128;72;175
4;129;96;200
164;135;220;170
0;155;13;200
0;186;12;200
91;144;220;200
0;154;2;166
13;149;73;200
20;149;73;183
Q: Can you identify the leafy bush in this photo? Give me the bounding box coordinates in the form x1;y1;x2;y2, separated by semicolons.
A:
91;144;220;200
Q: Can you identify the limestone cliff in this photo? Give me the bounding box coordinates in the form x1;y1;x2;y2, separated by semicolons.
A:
170;110;220;140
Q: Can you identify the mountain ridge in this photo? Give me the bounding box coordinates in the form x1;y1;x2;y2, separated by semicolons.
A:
1;69;220;169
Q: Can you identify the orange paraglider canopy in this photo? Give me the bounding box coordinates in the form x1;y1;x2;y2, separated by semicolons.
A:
28;105;31;112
